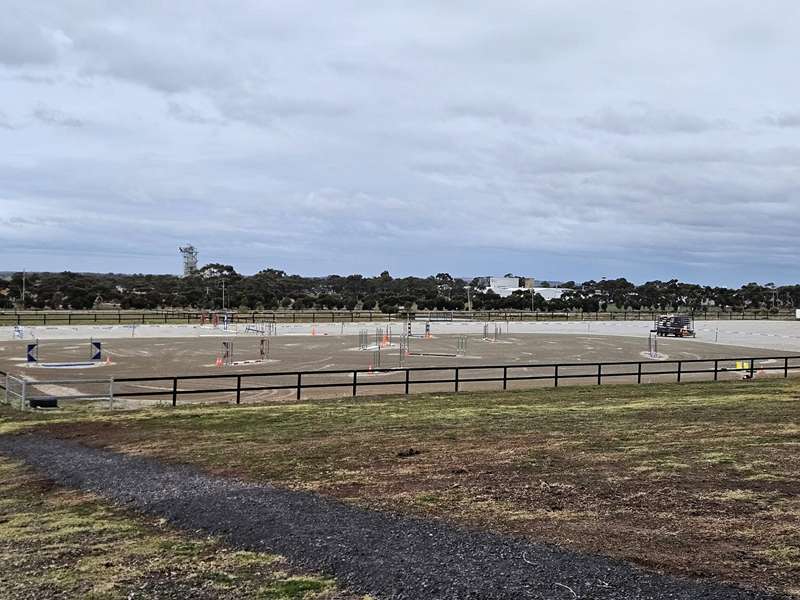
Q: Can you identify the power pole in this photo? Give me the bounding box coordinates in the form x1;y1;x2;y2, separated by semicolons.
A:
21;269;26;310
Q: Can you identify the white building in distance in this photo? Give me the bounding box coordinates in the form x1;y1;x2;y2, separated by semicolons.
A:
533;287;569;301
487;276;569;301
488;277;522;297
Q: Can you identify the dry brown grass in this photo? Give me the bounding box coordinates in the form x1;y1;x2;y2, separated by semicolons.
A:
3;378;799;596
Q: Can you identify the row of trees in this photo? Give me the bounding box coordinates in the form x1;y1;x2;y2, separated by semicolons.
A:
1;267;798;313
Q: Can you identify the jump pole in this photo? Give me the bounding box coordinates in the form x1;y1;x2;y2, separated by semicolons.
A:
26;339;102;366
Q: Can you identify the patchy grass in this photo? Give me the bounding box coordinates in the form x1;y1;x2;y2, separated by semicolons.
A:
0;457;360;600
3;378;800;596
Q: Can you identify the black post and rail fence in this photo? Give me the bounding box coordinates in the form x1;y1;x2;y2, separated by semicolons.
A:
0;308;796;327
4;356;796;408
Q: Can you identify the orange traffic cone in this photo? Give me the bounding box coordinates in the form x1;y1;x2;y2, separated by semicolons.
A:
215;357;223;367
105;356;112;365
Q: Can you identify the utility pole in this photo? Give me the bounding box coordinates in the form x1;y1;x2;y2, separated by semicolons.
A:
464;285;472;312
222;280;226;311
21;269;25;310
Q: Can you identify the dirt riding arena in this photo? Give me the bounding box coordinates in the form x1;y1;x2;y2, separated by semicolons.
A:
2;320;800;408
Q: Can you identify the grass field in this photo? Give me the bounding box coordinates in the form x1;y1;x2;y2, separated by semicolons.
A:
0;457;364;600
2;379;799;597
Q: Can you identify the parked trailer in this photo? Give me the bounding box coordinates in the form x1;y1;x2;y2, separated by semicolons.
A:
653;314;695;337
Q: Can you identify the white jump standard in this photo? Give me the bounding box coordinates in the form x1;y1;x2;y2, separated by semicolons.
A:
406;320;432;339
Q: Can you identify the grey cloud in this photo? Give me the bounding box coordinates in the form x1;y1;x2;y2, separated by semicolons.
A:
579;105;726;136
73;25;241;93
763;113;800;128
216;93;350;127
166;101;225;125
327;59;410;81
0;110;15;129
1;2;800;284
0;19;68;66
621;142;800;167
32;106;84;127
2;72;58;85
445;103;533;127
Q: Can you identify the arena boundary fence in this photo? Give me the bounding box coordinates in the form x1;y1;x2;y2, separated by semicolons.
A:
4;356;799;409
1;374;115;410
1;309;797;327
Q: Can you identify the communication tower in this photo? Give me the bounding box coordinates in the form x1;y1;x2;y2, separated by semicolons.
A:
179;245;198;276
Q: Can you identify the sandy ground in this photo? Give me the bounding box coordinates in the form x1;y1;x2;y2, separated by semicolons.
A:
3;318;800;352
2;321;799;408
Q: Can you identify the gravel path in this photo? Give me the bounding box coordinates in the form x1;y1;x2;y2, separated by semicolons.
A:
0;434;785;600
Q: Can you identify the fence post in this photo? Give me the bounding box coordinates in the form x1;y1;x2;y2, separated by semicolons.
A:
785;357;789;378
677;361;682;383
236;375;241;404
352;371;358;397
554;364;559;388
597;363;602;385
171;378;177;407
405;369;410;394
296;373;302;400
714;360;719;381
454;367;459;393
503;366;508;390
750;360;755;380
637;362;642;384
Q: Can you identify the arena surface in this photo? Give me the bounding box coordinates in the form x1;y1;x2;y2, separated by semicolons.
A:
2;319;799;407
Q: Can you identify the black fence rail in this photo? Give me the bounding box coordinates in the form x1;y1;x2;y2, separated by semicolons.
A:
97;355;800;407
1;309;797;326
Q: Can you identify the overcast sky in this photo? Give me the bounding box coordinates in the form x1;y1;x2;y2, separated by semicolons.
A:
1;2;799;285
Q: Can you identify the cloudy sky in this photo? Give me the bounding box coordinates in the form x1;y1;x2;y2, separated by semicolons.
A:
1;2;799;285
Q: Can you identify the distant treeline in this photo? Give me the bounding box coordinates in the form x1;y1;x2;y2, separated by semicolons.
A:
1;265;798;313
